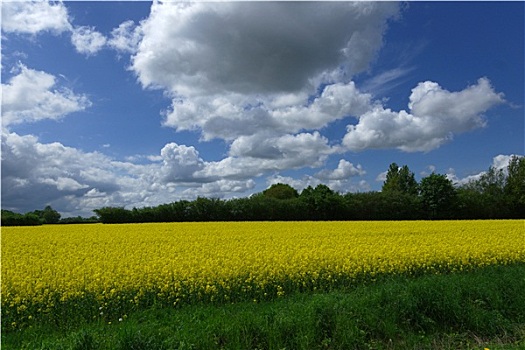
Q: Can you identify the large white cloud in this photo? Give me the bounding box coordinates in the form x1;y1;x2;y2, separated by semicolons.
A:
132;2;399;96
1;64;92;127
343;78;505;152
1;1;72;35
131;1;399;163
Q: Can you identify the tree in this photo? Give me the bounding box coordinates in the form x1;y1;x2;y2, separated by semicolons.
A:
93;207;132;224
263;183;299;200
300;184;344;220
504;155;525;217
40;205;61;224
419;173;457;219
1;210;42;226
382;163;418;195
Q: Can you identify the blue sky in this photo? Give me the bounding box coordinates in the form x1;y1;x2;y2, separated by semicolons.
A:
1;1;523;217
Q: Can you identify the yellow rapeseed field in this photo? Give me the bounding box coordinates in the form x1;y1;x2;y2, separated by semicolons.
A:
2;220;524;330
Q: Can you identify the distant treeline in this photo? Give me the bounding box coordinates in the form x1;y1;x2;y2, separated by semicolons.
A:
3;156;524;226
1;206;98;226
94;156;525;224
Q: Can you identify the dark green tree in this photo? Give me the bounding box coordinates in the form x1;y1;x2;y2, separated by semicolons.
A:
382;163;418;195
40;205;61;224
263;183;299;200
93;207;132;223
419;173;457;219
458;164;513;219
1;210;42;226
300;184;343;220
504;155;525;217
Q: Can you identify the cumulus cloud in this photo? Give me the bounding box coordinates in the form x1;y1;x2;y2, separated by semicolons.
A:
132;2;398;96
159;143;205;183
491;154;517;171
0;130;266;216
197;131;335;181
1;64;92;127
1;1;514;217
315;159;365;180
343;78;505;152
1;1;72;35
132;1;398;161
267;162;369;194
70;26;107;55
1;131;120;215
2;2;109;57
108;20;143;54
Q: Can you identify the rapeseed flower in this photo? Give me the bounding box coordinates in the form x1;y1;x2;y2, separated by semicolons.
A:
2;220;523;331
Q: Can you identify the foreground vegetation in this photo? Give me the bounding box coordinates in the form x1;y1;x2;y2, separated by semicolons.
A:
4;263;525;349
3;221;524;335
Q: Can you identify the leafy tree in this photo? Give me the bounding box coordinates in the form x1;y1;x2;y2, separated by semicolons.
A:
39;205;61;224
504;155;525;217
419;173;457;219
263;183;299;200
59;216;99;224
93;207;132;224
1;210;42;226
187;197;226;221
382;163;418;195
461;166;508;218
300;184;343;220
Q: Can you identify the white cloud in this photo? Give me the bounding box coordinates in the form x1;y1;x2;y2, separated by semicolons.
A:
491;154;516;171
183;179;256;198
159;143;205;183
123;2;405;188
70;26;107;56
1;64;92;127
198;131;335;181
420;165;437;177
0;130;266;216
447;154;522;186
375;171;388;183
361;67;415;96
315;159;365;180
1;1;72;35
267;165;370;194
108;20;143;54
132;2;398;96
342;78;505;152
132;1;397;155
1;131;121;215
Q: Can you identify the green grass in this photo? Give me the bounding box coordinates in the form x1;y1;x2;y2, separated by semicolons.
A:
3;264;525;350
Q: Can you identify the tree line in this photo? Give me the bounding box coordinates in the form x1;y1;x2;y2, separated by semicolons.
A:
2;156;523;225
93;156;524;223
1;206;97;226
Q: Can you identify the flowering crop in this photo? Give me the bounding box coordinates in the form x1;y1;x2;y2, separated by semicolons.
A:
2;220;524;331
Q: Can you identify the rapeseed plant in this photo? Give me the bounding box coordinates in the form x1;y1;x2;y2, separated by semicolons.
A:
2;220;524;331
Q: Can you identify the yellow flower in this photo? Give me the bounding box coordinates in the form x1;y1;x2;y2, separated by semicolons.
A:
2;220;523;330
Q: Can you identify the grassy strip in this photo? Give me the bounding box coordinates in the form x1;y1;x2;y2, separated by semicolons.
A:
3;264;525;350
